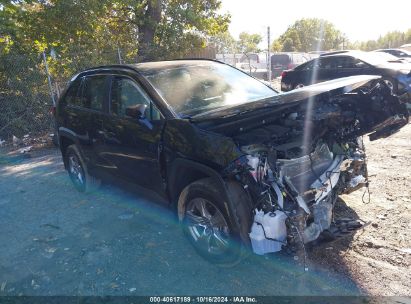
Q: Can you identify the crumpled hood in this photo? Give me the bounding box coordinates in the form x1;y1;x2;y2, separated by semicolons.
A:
191;75;381;121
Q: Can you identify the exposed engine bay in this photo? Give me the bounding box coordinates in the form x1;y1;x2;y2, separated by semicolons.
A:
213;78;409;256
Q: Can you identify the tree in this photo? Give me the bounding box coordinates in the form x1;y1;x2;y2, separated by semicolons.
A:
1;0;230;61
209;31;236;54
349;29;411;50
274;18;344;52
270;40;283;52
0;0;230;138
237;32;262;53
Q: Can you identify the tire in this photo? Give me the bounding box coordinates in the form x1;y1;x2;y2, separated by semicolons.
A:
65;144;100;193
178;178;252;266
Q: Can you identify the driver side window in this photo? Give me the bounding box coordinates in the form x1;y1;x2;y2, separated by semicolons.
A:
111;77;150;116
110;77;161;120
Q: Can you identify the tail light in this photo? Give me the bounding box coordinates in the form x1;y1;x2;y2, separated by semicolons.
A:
281;71;287;78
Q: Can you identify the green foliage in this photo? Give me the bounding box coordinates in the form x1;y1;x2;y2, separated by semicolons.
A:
237;32;262;53
1;0;230;63
349;30;411;50
208;31;236;54
0;0;230;138
272;18;345;52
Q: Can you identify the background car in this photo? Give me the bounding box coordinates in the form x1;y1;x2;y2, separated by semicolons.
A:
281;50;411;94
375;48;411;62
271;52;309;78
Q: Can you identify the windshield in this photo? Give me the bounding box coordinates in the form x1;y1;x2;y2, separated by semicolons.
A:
373;52;404;62
141;61;277;116
358;52;403;65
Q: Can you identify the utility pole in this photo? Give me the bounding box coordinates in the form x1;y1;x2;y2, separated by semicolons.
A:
117;47;123;64
42;51;56;107
267;26;272;83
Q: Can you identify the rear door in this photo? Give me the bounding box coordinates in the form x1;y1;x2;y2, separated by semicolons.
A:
289;57;337;86
78;75;111;173
60;74;110;174
315;57;339;83
101;75;165;194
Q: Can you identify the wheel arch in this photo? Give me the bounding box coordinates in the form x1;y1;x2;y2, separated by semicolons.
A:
167;158;227;210
58;127;79;169
168;158;252;239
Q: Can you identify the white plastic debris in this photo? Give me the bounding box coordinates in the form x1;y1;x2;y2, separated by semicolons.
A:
249;209;287;255
12;135;22;146
19;146;32;154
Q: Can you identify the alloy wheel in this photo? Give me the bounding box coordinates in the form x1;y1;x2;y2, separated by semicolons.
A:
185;198;230;255
68;154;85;189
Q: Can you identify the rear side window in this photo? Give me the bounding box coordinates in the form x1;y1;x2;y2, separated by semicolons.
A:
64;80;82;107
295;57;335;70
334;56;358;68
295;60;312;71
82;76;107;111
318;57;336;69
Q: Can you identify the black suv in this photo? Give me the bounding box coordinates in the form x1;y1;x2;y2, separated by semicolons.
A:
57;60;408;265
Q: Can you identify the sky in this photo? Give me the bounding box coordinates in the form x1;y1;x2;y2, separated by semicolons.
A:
220;0;411;44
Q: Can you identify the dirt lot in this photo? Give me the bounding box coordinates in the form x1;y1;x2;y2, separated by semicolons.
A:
0;124;410;296
311;123;411;296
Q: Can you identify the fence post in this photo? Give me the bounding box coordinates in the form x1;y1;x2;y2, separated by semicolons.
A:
117;47;123;64
267;26;272;84
42;51;56;106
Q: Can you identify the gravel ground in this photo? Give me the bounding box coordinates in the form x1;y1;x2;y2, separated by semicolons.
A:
0;124;410;296
311;123;411;296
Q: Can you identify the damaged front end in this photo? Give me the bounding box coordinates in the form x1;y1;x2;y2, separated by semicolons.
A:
234;139;368;255
201;76;409;256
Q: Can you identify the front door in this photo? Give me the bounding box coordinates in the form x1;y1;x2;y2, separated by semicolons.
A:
101;75;165;195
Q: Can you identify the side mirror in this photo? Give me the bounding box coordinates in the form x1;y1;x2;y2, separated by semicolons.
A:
125;104;147;119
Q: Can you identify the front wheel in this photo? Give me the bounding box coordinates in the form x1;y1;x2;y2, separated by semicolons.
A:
178;178;252;266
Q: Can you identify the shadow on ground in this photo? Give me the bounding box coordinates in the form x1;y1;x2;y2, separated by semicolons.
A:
0;149;365;296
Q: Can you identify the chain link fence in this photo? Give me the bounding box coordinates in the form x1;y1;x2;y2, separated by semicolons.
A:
0;48;130;147
0;47;277;149
0;53;53;144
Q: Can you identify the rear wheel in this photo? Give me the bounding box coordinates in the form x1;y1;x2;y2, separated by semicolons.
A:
178;178;252;266
66;145;100;193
